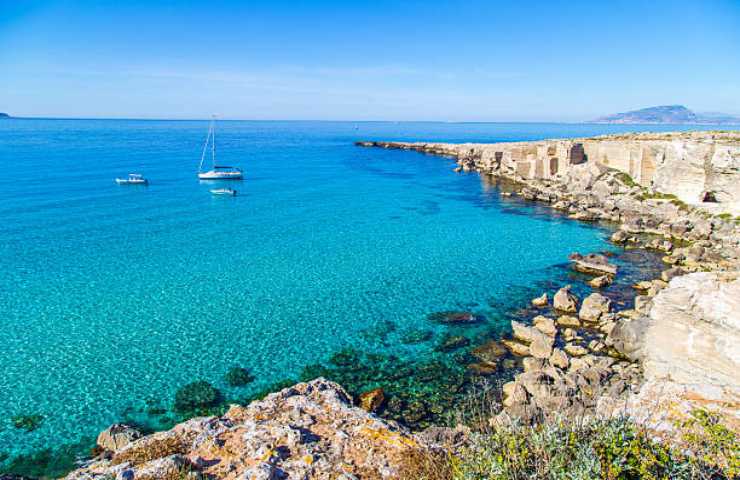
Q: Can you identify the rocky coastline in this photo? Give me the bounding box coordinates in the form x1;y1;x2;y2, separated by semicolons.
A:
358;132;740;431
58;131;740;479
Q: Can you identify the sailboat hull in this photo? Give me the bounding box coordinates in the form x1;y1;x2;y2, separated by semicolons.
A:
198;170;243;180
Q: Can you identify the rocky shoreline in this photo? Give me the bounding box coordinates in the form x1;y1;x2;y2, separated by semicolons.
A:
58;132;740;478
358;132;740;432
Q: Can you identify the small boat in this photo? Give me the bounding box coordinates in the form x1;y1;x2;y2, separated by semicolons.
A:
198;117;243;180
115;173;148;185
210;188;237;196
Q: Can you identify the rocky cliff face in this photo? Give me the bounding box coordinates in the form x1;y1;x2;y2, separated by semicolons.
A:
607;271;740;432
66;379;429;479
359;131;740;215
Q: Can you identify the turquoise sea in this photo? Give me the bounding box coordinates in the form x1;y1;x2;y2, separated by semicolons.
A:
0;120;732;474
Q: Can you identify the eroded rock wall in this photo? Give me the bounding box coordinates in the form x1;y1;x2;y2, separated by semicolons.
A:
607;272;740;431
359;131;740;214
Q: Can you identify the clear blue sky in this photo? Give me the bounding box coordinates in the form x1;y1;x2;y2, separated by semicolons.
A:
1;0;739;121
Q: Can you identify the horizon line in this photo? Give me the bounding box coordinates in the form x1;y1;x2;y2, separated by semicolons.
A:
4;115;740;126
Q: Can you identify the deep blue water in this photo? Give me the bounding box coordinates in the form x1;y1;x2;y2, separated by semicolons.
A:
0;119;734;471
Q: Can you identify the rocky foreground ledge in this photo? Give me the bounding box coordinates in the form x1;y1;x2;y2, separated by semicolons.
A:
67;379;429;479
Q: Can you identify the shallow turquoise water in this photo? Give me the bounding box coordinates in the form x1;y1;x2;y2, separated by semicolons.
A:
0;120;730;471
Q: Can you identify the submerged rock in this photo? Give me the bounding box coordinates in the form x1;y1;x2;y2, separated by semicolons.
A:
173;381;220;413
399;329;434;344
427;310;482;325
224;366;255;387
435;334;470;352
470;340;508;364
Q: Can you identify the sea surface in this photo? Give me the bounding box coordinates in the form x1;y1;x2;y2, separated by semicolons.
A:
0;120;734;474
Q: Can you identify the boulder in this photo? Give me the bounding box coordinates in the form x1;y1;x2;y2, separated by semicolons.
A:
632;280;653;291
523;357;545;372
97;424;142;452
435;334;470;352
588;275;613;288
529;330;555;359
533;315;557;337
549;348;569;369
569;252;618;276
556;315;581;327
553;285;578;312
427;310;481;325
579;293;612;322
531;293;548;307
564;344;589;357
511;320;535;343
359;388;385;413
502;339;530;356
502;381;528;407
610;230;630;244
661;266;686;282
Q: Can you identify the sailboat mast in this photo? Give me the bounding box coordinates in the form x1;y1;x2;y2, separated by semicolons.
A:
211;116;216;167
198;119;212;172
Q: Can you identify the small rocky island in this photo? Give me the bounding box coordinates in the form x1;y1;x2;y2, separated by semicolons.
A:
594;105;740;124
63;131;739;479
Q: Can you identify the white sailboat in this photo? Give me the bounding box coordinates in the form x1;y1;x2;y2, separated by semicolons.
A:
198;117;243;180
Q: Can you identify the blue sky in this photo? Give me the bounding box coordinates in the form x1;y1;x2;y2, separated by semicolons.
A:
1;0;739;121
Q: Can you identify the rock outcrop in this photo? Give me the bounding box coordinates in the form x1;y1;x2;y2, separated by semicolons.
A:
606;272;740;430
358;131;740;215
66;379;430;479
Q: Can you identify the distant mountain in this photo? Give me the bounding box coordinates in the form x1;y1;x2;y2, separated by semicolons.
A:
0;113;10;119
594;105;740;124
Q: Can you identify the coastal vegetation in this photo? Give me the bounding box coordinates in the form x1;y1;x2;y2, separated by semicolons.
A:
402;410;739;479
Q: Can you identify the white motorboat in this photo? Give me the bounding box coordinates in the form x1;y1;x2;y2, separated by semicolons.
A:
210;188;237;196
115;173;148;185
198;117;243;180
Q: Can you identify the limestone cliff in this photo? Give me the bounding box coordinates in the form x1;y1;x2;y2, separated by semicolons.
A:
359;131;740;215
607;272;740;432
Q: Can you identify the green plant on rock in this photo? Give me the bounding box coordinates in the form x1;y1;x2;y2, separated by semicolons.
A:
173;380;221;413
224;366;255;387
679;409;740;477
614;171;639;188
592;420;675;480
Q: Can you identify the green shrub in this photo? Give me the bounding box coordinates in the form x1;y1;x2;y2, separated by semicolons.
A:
679;409;740;477
409;414;737;479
